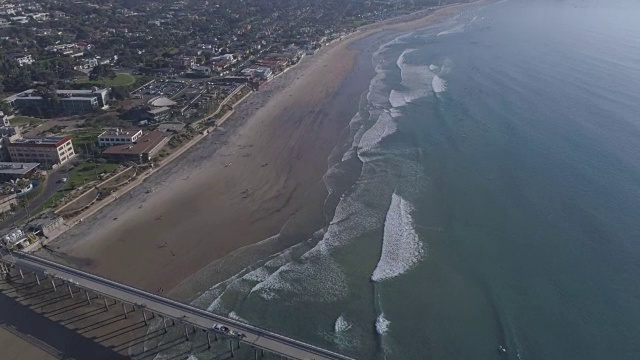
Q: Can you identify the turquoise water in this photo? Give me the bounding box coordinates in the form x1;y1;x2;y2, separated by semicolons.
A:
150;1;640;359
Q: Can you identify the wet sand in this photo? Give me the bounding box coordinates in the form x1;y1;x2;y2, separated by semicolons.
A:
39;3;479;296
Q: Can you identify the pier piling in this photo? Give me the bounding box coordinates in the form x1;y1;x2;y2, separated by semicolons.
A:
230;340;234;357
142;310;148;326
85;290;91;304
104;297;110;310
67;283;73;298
50;278;56;291
162;317;168;333
35;273;40;285
19;268;24;279
122;303;128;318
206;332;211;348
184;325;190;341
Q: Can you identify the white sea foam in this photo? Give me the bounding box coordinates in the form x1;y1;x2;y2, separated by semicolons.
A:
437;24;465;37
357;111;397;154
375;313;391;335
250;254;347;302
334;315;353;333
242;267;271;282
371;193;424;282
429;64;440;72
390;49;435;107
229;311;248;323
432;75;448;93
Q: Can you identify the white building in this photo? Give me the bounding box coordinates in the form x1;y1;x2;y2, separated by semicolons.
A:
0;111;8;126
98;129;143;147
7;54;34;66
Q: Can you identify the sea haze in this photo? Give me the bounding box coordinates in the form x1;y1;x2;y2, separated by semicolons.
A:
152;0;640;359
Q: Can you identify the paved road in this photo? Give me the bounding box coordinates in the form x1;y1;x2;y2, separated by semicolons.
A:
0;169;67;230
1;251;354;360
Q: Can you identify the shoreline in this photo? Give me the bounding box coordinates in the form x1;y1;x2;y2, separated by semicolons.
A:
38;1;481;296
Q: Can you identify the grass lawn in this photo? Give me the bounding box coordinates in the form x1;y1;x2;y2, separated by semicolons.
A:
75;73;136;87
66;129;103;151
9;116;44;126
67;161;119;189
36;190;65;214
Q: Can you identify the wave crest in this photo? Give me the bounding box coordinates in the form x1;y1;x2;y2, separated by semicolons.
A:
371;193;425;282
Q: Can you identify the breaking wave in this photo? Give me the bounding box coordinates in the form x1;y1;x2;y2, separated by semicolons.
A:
389;49;435;107
371;193;424;282
432;75;448;93
375;313;391;335
334;314;353;333
438;24;465;37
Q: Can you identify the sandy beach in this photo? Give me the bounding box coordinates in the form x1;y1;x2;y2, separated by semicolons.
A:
39;2;478;295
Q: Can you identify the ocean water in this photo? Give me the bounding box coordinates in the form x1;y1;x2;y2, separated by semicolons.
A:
147;1;640;359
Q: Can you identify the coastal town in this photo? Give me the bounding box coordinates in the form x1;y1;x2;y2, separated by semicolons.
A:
0;0;460;251
0;0;490;359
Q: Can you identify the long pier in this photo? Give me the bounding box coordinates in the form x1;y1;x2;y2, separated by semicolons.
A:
0;249;354;360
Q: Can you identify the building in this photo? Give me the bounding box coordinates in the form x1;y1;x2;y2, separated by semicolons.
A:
146;107;172;122
0;194;17;214
0;126;22;161
98;129;143;147
156;122;186;133
0;111;9;126
188;66;211;77
102;131;169;163
4;88;110;114
241;67;273;80
2;229;29;249
0;162;40;181
28;216;63;238
172;56;195;69
8;137;75;165
6;53;34;66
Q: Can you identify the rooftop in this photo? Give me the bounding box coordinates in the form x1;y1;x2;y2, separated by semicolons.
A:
102;131;167;156
149;96;177;107
156;122;186;132
9;137;71;147
4;88;108;102
0;162;40;175
148;106;171;114
99;129;142;138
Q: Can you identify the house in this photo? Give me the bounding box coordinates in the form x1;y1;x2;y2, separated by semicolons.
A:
146;107;172;122
241;67;273;81
172;56;195;69
6;54;34;67
98;129;143;147
102;131;169;163
189;66;211;77
10;16;29;24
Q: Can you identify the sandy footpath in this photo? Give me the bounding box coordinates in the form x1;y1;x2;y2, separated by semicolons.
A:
39;2;481;295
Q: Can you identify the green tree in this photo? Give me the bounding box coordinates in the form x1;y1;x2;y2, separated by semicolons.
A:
33;86;60;117
89;64;117;86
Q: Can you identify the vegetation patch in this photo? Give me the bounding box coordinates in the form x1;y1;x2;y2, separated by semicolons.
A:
75;73;136;87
